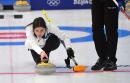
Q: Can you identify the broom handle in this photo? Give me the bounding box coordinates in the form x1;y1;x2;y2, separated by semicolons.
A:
71;58;78;66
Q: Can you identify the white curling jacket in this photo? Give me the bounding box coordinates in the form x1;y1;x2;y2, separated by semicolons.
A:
25;24;71;55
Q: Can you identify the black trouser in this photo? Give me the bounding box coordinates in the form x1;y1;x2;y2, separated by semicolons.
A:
92;0;119;63
30;34;60;64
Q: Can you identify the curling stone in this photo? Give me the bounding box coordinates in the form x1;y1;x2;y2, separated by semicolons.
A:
16;1;23;5
71;58;86;72
73;65;86;72
35;62;56;75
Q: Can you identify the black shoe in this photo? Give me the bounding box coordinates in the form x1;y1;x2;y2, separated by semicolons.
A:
91;59;107;70
103;60;117;71
64;59;71;69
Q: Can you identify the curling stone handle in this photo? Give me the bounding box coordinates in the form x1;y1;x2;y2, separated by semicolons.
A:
71;58;78;66
41;57;49;63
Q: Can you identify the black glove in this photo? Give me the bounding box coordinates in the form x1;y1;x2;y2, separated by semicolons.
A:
118;0;126;10
67;48;75;59
42;57;48;63
122;0;126;9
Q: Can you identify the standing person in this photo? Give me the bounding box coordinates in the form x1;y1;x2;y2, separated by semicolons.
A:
91;0;125;71
25;17;74;68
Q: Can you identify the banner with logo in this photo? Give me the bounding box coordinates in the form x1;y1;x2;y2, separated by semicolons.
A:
0;0;30;5
31;0;92;10
0;0;16;5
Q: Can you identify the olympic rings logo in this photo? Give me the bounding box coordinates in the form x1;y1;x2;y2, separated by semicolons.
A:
47;0;60;6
